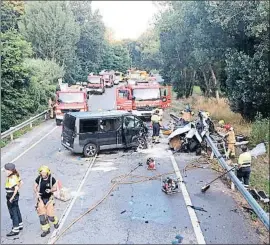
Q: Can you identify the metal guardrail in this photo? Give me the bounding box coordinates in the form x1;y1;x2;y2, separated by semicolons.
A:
205;133;269;230
1;110;48;141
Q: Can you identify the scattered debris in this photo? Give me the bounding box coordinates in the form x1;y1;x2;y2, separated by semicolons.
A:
242;206;255;214
121;210;126;214
110;194;114;196
145;221;149;224
230;209;238;213
187;205;207;212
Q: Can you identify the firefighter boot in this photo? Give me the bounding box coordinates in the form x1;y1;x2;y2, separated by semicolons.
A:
41;229;50;237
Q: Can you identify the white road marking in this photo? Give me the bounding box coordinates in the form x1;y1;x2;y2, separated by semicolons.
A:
169;153;206;244
47;155;97;244
1;126;58;172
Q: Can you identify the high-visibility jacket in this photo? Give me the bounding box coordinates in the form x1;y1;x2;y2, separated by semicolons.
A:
238;152;252;168
5;174;21;194
151;114;160;124
226;130;236;144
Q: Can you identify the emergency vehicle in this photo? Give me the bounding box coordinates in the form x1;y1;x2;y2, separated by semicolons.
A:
54;86;89;125
116;83;171;118
102;73;114;88
87;75;105;95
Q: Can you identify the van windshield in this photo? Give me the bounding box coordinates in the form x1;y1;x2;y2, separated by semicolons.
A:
58;92;84;103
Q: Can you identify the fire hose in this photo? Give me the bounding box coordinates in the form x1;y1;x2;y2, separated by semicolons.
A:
51;159;208;243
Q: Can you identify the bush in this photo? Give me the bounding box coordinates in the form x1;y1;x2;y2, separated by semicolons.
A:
250;115;269;146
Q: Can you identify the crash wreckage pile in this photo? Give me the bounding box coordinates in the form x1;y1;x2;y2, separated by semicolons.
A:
164;111;216;155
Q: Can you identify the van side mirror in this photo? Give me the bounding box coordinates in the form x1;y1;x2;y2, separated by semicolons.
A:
57;99;61;103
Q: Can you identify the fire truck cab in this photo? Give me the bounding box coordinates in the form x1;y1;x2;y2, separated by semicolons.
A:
116;83;171;118
87;75;105;95
102;73;114;88
55;87;89;126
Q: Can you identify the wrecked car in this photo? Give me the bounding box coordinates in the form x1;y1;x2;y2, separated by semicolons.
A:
61;110;148;157
168;111;215;154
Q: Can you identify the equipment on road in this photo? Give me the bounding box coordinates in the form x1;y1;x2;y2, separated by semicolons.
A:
201;166;236;193
162;177;180;194
146;157;156;170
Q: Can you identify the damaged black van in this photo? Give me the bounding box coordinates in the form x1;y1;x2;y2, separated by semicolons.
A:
61;110;148;157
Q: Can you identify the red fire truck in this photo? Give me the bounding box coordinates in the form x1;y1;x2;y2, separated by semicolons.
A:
55;88;88;125
87;74;105;95
116;83;171;118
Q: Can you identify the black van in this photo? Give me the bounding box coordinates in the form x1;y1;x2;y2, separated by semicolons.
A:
61;110;148;157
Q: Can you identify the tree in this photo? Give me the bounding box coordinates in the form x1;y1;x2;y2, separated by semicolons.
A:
19;1;80;82
69;1;106;80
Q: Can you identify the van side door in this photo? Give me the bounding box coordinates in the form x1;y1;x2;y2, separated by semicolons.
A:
98;117;122;149
79;119;99;147
123;115;143;147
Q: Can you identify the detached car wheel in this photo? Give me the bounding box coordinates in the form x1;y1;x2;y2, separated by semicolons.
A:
84;143;98;157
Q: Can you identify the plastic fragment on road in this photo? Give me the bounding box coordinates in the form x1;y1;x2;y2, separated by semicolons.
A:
187;205;207;212
120;210;126;214
249;143;266;158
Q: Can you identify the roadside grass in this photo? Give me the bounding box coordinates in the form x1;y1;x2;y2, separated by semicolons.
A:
171;87;269;211
0;118;44;148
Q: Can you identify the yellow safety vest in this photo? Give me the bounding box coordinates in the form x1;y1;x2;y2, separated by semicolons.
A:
238;152;251;168
5;175;21;193
151;114;160;123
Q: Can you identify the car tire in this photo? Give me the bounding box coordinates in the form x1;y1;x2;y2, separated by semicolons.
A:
56;119;61;126
138;136;148;149
84;143;98;157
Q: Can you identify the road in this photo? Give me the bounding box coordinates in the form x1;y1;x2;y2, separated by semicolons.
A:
1;85;262;244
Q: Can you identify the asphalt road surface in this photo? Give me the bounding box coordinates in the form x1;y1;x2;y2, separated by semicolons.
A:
1;86;262;244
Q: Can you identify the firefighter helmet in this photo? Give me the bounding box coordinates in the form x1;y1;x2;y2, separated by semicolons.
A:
38;165;51;175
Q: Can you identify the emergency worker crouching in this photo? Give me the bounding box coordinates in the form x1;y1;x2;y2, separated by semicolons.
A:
237;145;252;187
5;163;23;236
34;166;59;237
224;124;236;159
180;105;194;123
151;109;161;144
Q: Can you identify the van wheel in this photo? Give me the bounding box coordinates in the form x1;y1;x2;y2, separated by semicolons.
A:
137;136;148;149
56;119;61;126
84;143;98;157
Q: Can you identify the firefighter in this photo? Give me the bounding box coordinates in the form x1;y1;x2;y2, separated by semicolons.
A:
180;105;194;123
48;97;55;119
34;166;59;237
216;120;226;133
224;125;236;159
4;163;23;236
151;109;161;144
237;145;252;187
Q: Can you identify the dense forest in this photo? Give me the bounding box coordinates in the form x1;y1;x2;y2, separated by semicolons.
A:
1;1;269;132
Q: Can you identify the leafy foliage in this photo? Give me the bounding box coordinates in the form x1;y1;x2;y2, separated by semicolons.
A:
154;1;270;120
19;1;80;82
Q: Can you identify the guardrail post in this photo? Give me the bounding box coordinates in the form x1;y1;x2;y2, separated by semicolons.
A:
30;122;33;128
10;133;13;141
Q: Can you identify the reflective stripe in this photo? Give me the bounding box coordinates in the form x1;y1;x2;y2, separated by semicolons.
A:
12;227;19;232
52;216;58;225
41;223;50;231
